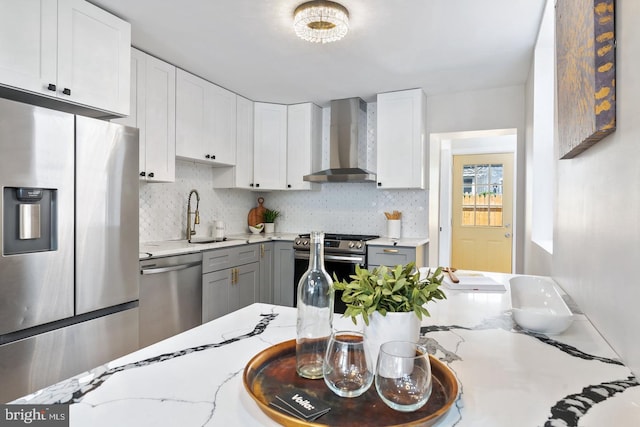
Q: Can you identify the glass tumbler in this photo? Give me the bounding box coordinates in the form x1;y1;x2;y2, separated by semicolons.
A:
375;341;433;412
322;331;373;398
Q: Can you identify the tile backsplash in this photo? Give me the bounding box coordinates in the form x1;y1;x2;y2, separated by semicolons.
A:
139;102;429;242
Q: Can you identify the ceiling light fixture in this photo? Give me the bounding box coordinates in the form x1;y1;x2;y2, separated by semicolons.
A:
293;1;349;44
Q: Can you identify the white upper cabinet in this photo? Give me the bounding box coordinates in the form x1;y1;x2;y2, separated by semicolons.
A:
253;102;287;190
141;52;176;182
212;95;254;189
376;88;428;189
175;69;237;166
113;48;176;182
0;0;131;116
287;103;321;190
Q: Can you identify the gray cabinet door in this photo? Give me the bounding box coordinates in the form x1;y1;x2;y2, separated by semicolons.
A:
273;241;294;307
230;262;259;313
202;269;230;323
259;242;274;304
368;246;417;268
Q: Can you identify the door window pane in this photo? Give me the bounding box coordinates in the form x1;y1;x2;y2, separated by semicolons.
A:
461;163;503;227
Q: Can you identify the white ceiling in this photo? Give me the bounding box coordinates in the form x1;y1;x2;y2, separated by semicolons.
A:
89;0;547;107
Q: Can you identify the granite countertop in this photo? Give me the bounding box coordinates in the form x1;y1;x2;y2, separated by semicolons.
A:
140;233;298;259
140;234;429;259
12;272;639;426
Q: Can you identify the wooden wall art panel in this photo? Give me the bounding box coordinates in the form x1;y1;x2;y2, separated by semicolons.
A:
556;0;616;159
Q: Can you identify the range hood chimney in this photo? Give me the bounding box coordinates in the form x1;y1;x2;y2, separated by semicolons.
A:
303;97;376;183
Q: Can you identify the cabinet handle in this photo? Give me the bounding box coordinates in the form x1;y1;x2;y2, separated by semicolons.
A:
287;184;291;188
139;171;146;177
255;183;260;188
261;244;265;258
62;88;71;96
377;182;382;187
249;183;254;187
383;249;399;253
205;154;210;159
212;154;216;160
148;172;154;178
234;268;239;284
47;83;56;91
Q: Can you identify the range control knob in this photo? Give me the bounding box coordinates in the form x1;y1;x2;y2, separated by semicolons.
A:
348;241;355;248
356;242;363;249
303;240;309;246
294;239;301;245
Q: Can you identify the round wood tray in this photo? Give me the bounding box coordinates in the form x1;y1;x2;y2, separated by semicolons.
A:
243;339;459;427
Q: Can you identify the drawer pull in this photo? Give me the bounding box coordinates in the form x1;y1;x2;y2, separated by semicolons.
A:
383;249;399;253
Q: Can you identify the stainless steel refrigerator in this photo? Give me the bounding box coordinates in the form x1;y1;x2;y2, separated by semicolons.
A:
0;98;139;402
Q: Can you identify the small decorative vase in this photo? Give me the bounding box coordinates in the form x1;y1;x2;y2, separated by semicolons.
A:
363;311;421;371
264;223;275;234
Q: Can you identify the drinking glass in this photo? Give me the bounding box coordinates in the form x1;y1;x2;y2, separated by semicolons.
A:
375;341;432;412
323;331;373;398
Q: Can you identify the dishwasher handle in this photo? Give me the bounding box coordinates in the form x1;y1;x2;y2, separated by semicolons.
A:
141;261;201;275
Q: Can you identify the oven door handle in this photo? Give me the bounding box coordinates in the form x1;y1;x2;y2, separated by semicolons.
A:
295;252;365;264
325;254;365;264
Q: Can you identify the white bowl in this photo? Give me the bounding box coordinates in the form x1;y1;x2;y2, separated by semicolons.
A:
249;223;264;234
509;275;574;334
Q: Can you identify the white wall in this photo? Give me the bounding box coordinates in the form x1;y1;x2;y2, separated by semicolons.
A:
551;0;640;375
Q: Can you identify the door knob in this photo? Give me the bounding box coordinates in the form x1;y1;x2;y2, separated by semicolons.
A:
505;232;512;238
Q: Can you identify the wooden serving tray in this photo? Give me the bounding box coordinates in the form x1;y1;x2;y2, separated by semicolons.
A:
243;339;458;427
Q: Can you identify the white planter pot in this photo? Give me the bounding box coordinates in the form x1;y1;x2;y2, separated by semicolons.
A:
363;311;421;371
264;223;275;234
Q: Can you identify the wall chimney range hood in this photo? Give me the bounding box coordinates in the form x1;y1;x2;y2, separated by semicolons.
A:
303;97;376;183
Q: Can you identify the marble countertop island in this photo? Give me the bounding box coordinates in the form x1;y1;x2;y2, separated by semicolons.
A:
12;273;640;426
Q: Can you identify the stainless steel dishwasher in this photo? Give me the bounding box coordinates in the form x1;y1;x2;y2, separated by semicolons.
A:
139;252;202;347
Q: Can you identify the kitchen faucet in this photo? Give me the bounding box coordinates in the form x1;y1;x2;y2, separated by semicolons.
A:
186;189;200;242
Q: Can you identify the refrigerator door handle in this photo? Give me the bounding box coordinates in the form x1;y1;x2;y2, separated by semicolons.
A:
141;261;201;275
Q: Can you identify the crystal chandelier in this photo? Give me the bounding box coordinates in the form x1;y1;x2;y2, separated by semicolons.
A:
293;1;350;44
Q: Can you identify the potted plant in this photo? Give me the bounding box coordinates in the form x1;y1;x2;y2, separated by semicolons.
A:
262;209;280;234
333;263;446;366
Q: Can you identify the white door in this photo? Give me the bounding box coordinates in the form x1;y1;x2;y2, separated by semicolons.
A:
176;69;207;161
57;0;131;114
143;54;175;182
254;103;287;190
207;84;236;165
0;0;57;96
235;95;255;189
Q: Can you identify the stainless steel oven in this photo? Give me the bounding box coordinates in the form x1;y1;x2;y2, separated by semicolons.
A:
293;234;378;313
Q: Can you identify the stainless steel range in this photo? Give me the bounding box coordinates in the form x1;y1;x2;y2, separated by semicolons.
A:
293;233;379;313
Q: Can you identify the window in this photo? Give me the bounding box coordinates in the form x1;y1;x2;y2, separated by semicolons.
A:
461;163;504;227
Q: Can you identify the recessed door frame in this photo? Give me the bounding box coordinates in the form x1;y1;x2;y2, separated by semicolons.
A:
428;129;518;272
